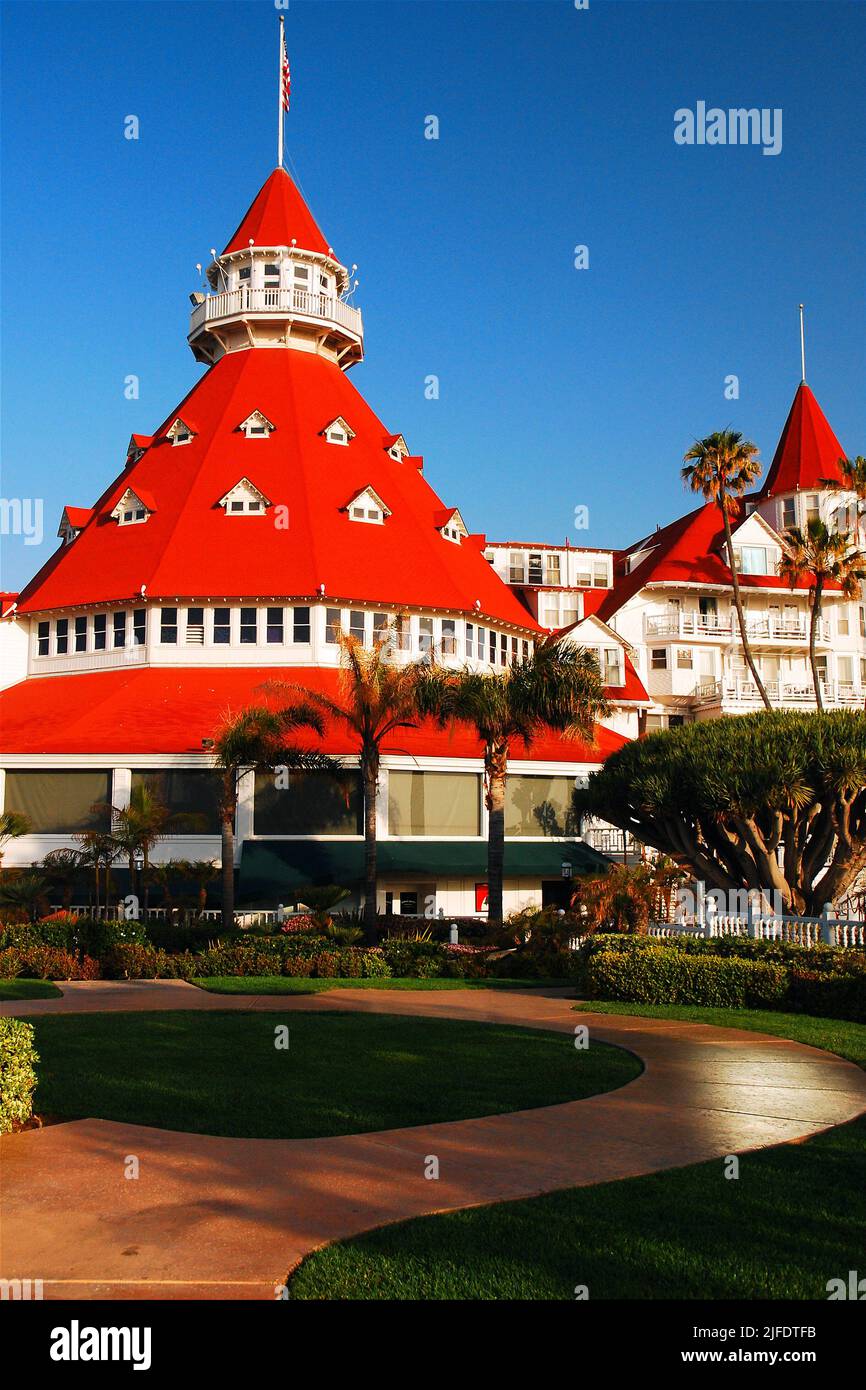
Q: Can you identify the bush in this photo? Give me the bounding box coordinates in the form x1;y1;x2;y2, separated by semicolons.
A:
1;920;77;951
0;1018;38;1133
302;949;391;979
74;917;149;957
0;945;100;980
380;939;448;978
787;968;866;1023
584;946;789;1009
100;943;196;979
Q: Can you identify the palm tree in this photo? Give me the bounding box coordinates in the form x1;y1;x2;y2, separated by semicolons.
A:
96;783;199;912
778;518;866;709
263;624;428;944
417;638;607;926
211;705;329;930
73;830;119;914
40;847;83;910
0;871;49;924
682;430;771;709
173;858;221;917
0;811;30;865
821;455;866;514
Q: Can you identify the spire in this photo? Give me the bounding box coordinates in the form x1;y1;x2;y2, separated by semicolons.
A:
761;382;847;497
221;168;331;258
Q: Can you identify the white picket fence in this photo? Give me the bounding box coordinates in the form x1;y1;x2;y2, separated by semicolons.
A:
650;904;866;949
49;905;284;928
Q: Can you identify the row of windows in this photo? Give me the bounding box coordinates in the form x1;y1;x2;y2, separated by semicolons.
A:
323;609;530;664
37;610;147;656
3;769;580;840
650;646;866;684
492;550;610;588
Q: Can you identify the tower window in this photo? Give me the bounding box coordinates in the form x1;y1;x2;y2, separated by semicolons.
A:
74;616;88;652
160;608;178;644
56;618;68;654
349;610;365;643
186;607;205;644
93;614;107;651
133;609;146;645
113;612;127;648
782;498;796;529
264;263;280;290
325;608;341;643
214;608;231;644
37;621;49;656
266;607;284;644
293;607;311;644
466;622;474;658
240;608;258;644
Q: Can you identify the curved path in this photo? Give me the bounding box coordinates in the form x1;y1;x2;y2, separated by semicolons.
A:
2;981;866;1300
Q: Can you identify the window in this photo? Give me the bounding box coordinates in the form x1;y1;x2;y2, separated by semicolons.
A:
167;417;194;447
160;608;178;644
93;614;107;651
293;607;311;644
545;554;561;585
113;612;127;648
186;607;204;644
399;892;419;916
214;608;231;644
676;648;693;670
593;562;609;587
500;633;508;665
528;553;543;584
36;621;49;656
511;636;519;660
325;608;341;643
239;265;251;283
266;607;284;644
254;769;363;835
509;553;526;583
735;545;770;576
388;772;482;837
347;488;388;524
238;411;275;439
860;607;866;640
131;770;222;835
651;648;667;670
838;656;854;686
264;263;280;290
542;603;559;629
861;657;866;686
466;622;474;658
562;603;579;627
293;264;310;288
804;495;820;524
240;607;257;644
442;619;457;656
505;776;578;838
323;416;354;445
132;609;146;645
781;498;796;529
522;640;530;660
112;488;151;524
349;610;365;643
488;629;496;663
56;618;68;654
419;616;434;658
394;614;411;651
373;612;390;646
839;609;850;637
475;627;484;660
575;569;592;586
4;770;111;834
603;647;623;685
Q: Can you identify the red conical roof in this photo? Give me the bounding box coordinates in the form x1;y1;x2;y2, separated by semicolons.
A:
222;168;332;257
760;383;847;497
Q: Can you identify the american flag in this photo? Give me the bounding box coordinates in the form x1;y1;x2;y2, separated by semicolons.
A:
281;30;291;112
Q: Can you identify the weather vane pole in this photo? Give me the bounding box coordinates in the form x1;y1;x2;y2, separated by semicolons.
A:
799;303;806;383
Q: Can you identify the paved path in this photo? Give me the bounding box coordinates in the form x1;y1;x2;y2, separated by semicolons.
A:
2;982;865;1300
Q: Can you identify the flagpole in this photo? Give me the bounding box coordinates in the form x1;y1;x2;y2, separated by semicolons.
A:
798;303;806;383
277;15;285;169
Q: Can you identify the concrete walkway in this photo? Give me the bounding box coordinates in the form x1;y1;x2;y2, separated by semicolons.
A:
2;981;865;1300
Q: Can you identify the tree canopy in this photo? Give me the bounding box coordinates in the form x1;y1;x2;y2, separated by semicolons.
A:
575;711;866;915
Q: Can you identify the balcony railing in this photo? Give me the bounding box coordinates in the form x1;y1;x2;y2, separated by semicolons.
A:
694;678;863;708
189;286;363;340
645;611;830;644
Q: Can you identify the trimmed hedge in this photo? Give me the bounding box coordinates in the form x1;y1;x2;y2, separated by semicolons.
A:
585;947;789;1009
0;945;101;980
0;1018;38;1133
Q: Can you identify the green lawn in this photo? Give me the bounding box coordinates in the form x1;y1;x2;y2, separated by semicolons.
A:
0;979;62;1001
31;1010;640;1139
193;975;565;995
288;1007;866;1300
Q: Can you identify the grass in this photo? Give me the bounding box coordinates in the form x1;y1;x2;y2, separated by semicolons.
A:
192;975;565;995
574;1000;866;1069
288;1007;866;1300
31;1010;640;1139
0;978;62;1001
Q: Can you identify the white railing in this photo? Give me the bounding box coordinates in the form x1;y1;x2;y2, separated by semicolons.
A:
646;612;830;643
49;905;283;927
694;678;863;708
190;286;363;339
649;908;866;948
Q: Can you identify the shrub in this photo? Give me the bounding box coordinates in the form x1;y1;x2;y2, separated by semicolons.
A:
1;919;77;951
100;944;196;979
0;944;100;980
193;944;286;977
584;947;788;1009
787;968;866;1023
380;938;447;978
303;949;391;979
0;1018;38;1133
74;917;149;957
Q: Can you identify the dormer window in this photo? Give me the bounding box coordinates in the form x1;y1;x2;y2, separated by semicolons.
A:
237;410;275;439
345;486;390;525
435;507;468;544
322;416;355;446
383;434;409;462
218;478;271;515
111;488;152;526
126;434;152;466
166;417;195;447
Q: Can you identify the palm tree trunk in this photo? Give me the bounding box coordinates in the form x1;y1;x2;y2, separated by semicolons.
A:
221;771;236;931
362;758;379;946
486;747;507;927
722;501;772;710
809;576;825;711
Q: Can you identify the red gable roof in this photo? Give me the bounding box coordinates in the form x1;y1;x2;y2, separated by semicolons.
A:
0;666;626;762
760;383;847;497
222;168;331;258
16;349;538;631
63;507;93;529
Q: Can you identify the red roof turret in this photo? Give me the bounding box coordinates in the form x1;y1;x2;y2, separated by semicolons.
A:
760;383;847;497
221;167;331;257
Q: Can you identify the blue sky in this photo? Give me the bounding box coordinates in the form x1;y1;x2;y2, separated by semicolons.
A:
2;0;864;590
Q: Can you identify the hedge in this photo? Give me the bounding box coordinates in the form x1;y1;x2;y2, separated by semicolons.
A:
584;947;789;1009
0;945;101;980
0;1018;38;1133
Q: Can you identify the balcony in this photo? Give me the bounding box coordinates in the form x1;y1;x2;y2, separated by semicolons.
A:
694;678;862;709
645;611;830;645
189;286;363;344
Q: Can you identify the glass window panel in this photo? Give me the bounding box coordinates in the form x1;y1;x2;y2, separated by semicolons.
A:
213;607;231;644
93;614;107;650
5;770;111;833
160;608;178;643
113;612;127;647
130;770;222;835
132;609;146;644
505;775;578;838
240;607;257;643
388;772;481;837
56;618;68;653
254;770;362;835
37;621;49;656
293;607;311;643
266;607;284;643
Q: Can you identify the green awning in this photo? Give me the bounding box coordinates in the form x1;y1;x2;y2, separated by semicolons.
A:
238;838;610;903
